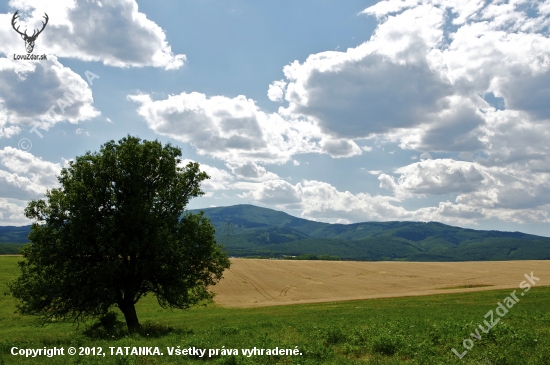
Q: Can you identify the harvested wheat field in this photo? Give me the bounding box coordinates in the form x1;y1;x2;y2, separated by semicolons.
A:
212;259;549;307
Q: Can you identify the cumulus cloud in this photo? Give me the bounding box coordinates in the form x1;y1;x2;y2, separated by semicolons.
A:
270;0;549;159
420;152;432;160
226;161;279;181
0;57;99;135
240;179;302;206
375;158;550;222
272;0;550;225
239;178;491;225
456;171;550;211
0;147;61;200
0;147;62;225
241;177;549;225
280;54;452;138
320;138;362;158
126;0;550;226
267;80;287;102
129;92;361;163
1;0;185;69
415;201;485;221
180;159;234;197
276;5;456;140
0;198;29;225
241;179;409;222
378;159;486;197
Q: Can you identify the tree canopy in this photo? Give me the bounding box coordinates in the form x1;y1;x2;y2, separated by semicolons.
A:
8;136;230;332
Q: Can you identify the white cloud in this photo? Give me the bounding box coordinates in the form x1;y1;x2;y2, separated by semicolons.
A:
415;201;485;222
267;80;286;102
240;179;302;206
0;148;63;225
0;57;99;135
420;152;432;160
180;159;234;197
241;177;549;225
379;159;486;197
275;0;550;225
240;178;440;224
375;158;550;222
0;146;61;186
270;0;550;161
0;198;29;225
226;161;279;181
1;0;185;70
0;170;46;200
455;170;550;211
0;146;61;202
320;138;362;158
128;92;360;163
277;5;455;140
129;0;550;228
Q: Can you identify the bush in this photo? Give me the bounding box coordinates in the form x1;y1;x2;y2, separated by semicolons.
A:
372;332;403;356
324;326;347;345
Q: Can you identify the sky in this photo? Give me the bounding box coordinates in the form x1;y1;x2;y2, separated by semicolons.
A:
1;0;550;237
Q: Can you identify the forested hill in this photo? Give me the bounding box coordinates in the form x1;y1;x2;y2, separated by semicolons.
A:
0;226;31;254
2;204;550;261
189;205;550;261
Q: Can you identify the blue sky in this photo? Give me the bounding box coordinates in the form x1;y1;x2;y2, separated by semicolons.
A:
1;0;550;237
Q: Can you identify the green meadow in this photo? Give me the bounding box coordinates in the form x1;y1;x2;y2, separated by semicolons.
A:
1;256;549;364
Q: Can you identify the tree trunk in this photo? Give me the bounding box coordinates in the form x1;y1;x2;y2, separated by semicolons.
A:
119;301;141;333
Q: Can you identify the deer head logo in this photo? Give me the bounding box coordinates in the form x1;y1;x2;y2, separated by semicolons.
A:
11;11;49;54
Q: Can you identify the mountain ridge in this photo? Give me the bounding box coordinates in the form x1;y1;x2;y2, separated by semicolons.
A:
2;204;549;261
187;205;550;261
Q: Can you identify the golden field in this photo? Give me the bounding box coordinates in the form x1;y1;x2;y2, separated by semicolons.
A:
212;259;548;307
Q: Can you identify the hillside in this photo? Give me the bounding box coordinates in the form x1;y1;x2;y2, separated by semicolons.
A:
0;226;30;254
2;204;550;261
0;226;32;243
189;205;550;261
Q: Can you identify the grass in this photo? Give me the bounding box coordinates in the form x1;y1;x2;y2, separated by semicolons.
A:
1;256;549;364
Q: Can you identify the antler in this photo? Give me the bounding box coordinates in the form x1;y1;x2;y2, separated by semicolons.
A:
11;11;27;37
32;13;49;38
11;11;49;39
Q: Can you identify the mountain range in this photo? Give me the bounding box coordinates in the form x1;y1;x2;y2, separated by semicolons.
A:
2;204;550;261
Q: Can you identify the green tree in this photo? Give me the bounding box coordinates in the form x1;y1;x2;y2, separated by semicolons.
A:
8;136;230;332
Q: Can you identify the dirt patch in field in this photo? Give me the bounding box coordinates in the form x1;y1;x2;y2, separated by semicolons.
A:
211;259;548;307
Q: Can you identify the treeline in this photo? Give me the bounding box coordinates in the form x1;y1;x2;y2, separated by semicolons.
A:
0;243;24;255
241;254;341;261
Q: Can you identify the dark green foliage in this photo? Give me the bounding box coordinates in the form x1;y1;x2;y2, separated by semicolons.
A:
371;332;403;355
0;243;24;254
7;136;230;332
323;326;347;344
